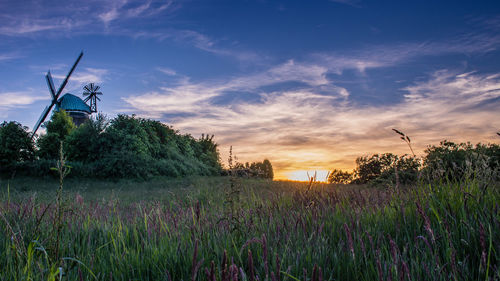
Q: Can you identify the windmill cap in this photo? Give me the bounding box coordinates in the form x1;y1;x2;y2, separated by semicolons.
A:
56;93;91;114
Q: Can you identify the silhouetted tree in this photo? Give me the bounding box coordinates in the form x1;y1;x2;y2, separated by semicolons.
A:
328;169;352;184
262;159;274;179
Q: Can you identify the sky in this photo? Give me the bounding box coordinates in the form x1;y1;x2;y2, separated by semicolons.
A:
1;0;500;180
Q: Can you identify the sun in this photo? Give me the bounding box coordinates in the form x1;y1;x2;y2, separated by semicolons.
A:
285;170;330;182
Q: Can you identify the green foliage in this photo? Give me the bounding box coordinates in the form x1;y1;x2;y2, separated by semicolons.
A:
2;114;222;179
65;113;108;163
352;154;384;184
347;140;500;186
195;134;222;171
44;110;76;137
423;140;500;182
37;110;76;160
0;121;34;170
62;114;221;178
232;159;274;179
352;153;420;185
90;115;221;178
327;168;352;184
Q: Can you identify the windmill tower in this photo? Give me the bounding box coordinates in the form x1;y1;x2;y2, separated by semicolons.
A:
32;52;104;137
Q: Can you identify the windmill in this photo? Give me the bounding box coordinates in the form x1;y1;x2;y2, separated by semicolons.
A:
32;52;84;138
32;52;104;137
83;83;102;113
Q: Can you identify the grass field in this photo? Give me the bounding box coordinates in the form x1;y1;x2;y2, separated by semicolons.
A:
0;176;498;280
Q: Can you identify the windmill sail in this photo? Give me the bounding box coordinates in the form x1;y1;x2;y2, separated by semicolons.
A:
46;71;56;99
31;51;84;138
55;52;83;97
32;105;51;137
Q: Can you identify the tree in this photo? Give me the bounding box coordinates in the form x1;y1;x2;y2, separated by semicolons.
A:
352;153;420;185
328;169;352;184
261;159;274;179
0;121;34;169
37;110;76;159
195;134;222;171
423;141;500;182
228;159;274;179
352;154;384;184
65;113;108;162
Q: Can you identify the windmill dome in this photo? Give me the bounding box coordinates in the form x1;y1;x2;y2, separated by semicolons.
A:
55;93;91;126
56;93;91;114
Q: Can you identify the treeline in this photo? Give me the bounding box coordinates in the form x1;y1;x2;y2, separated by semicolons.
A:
0;111;224;179
329;141;500;185
228;160;274;179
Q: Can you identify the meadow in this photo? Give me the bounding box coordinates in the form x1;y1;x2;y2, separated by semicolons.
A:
0;175;498;281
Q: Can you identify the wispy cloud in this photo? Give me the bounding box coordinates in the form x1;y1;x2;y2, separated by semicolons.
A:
0;0;179;36
0;18;79;36
99;9;120;25
98;0;177;25
315;31;500;74
123;59;341;116
0;0;257;62
52;68;108;92
69;68;108;84
0;91;47;110
132;29;262;62
329;0;362;8
156;67;177;76
0;52;20;61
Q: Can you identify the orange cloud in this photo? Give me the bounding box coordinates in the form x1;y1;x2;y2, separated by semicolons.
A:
123;63;500;180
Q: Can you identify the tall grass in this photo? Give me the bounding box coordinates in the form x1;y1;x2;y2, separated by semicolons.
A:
0;177;498;280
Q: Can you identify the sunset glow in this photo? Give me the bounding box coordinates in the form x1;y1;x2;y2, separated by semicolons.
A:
285;170;331;182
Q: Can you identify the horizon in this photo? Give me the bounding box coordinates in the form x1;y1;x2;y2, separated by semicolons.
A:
1;0;500;180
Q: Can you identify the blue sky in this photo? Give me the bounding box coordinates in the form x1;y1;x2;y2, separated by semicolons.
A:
1;0;500;180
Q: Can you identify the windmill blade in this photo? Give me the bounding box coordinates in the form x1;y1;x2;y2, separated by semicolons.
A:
45;71;56;100
55;51;84;98
31;104;54;137
96;96;101;101
93;85;100;91
83;96;91;103
95;91;103;95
